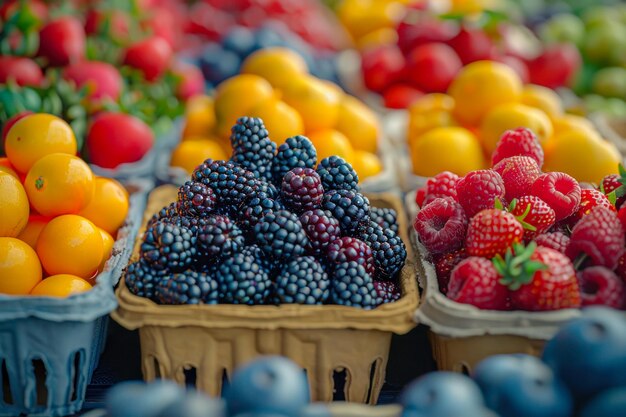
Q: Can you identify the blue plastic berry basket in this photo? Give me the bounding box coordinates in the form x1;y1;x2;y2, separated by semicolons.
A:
0;180;150;417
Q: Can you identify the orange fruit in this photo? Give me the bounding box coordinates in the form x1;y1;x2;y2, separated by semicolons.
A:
0;171;29;237
0;237;42;295
17;215;51;249
214;74;274;138
337;0;404;40
480;103;553;154
356;27;398;50
0;157;19;179
408;93;456;144
182;95;216;138
170;140;229;174
30;274;92;297
351;150;383;180
98;228;114;272
336;95;379;153
411;127;485;177
307;129;354;162
241;47;309;89
5;113;77;173
24;153;95;216
552;114;598;136
449;61;523;126
79;177;129;235
281;74;342;132
248;96;304;145
36;214;103;278
521;84;563;119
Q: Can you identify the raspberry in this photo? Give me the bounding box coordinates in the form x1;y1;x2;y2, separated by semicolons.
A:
569;189;615;224
534;232;570;254
321;189;370;234
229;116;277;181
125;260;166;300
299;209;341;255
369;207;399;235
197;215;245;263
156;270;219;305
271;135;317;186
177;181;216;218
216;252;272;305
447;257;509;310
316;156;359;192
434;248;467;294
275;256;330;305
253;210;309;260
140;222;197;272
326;237;376;276
423;171;459;205
491;127;544;167
566;207;625;270
456;170;506;218
413;198;468;255
415;187;427;207
330;261;382;309
530;172;581;221
360;222;407;278
374;281;401;303
493;156;541;201
280;167;324;214
577;266;626;309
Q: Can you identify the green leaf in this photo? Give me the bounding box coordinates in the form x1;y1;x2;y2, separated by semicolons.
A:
607;191;617;206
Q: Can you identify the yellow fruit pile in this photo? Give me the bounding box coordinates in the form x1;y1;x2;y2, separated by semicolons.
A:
171;47;383;181
408;60;621;183
0;114;129;297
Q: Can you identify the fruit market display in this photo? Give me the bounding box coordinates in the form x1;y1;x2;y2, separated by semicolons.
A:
413;127;626;311
129;116;406;308
0;113;129;297
170;47;384;182
407;61;621;183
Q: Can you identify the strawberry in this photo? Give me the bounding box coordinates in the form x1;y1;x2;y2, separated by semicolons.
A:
493;156;541;201
415;187;426;207
530;172;581;221
577;266;626;309
37;17;85;66
510;196;556;241
618;206;626;233
123;36;173;82
534;232;570;254
447;257;510;310
434;248;467;294
414;198;468;255
456;170;506;218
566;207;625;270
497;243;581;311
600;165;626;209
491;127;544;168
423;171;459;205
0;56;43;87
466;209;523;258
568;188;615;224
63;61;122;102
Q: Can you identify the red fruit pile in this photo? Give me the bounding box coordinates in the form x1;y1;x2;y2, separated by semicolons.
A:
413;128;626;311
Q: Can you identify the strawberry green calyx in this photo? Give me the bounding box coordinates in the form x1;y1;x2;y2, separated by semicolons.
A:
493;242;547;291
604;164;626;204
495;198;537;232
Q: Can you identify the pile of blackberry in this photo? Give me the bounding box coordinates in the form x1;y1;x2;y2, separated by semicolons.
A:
125;117;406;309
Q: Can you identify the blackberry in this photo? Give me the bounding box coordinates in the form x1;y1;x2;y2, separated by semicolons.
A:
177;181;216;218
374;281;401;304
241;244;277;275
316;156;359;192
197;215;245;264
216;252;272;305
158;215;209;236
360;223;407;279
281;168;324;214
140;222;197;272
236;192;284;235
271;135;317;186
125;260;166;300
321;190;370;234
275;256;330;305
253;210;309;260
330;261;382;309
326;237;376;276
299;209;341;255
369;207;399;235
156;270;219;305
146;203;178;229
230;116;277;181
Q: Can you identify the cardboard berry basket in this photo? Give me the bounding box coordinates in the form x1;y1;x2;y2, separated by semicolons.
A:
404;191;581;373
112;185;419;404
0;180;150;417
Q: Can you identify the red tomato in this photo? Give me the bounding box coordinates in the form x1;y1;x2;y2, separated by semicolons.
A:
383;84;424;109
447;28;496;65
405;43;462;93
123;37;173;82
86;113;154;169
0;57;43;87
37;17;85;66
172;61;205;101
63;61;122;102
527;44;581;89
397;15;457;55
361;44;405;94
